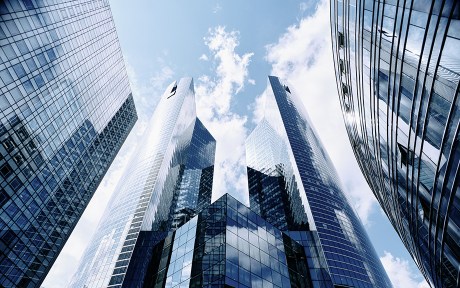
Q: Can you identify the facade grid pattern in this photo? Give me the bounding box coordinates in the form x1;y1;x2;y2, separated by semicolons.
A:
70;78;216;288
138;194;313;288
246;76;393;288
0;0;137;287
330;0;459;287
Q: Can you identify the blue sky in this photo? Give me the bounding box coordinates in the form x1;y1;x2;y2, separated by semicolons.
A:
43;1;429;287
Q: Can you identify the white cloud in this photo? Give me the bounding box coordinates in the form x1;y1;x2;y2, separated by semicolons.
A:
199;26;254;116
213;3;222;13
250;87;268;125
248;78;256;85
380;252;430;288
262;0;377;225
151;65;174;90
195;26;254;204
125;62;174;121
299;2;312;13
199;54;209;61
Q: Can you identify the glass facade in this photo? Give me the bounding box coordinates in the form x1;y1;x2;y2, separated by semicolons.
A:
70;78;216;288
245;76;392;288
0;1;137;287
126;194;314;288
330;0;459;287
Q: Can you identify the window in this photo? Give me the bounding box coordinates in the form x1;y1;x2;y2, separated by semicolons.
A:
37;52;47;66
13;153;24;166
0;23;6;39
0;68;14;85
0;188;10;207
342;84;351;112
5;20;20;36
22;0;35;9
28;35;40;49
34;74;45;88
22;80;34;93
338;32;345;48
16;40;29;54
342;83;349;95
25;58;38;72
167;83;177;98
339;59;346;74
2;137;16;152
19;17;32;32
398;143;414;166
13;63;26;78
27;141;36;152
46;48;57;61
1;163;12;178
284;85;291;93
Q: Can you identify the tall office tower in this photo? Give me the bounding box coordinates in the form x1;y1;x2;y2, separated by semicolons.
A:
0;1;137;287
70;78;217;288
330;1;459;287
245;76;392;288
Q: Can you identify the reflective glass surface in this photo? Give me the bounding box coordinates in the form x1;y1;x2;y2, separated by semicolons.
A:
137;194;313;288
331;1;459;287
245;76;392;288
70;78;216;288
0;1;136;287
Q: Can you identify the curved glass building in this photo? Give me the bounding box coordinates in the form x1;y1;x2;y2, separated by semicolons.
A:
0;1;137;287
330;1;459;287
246;76;392;288
69;78;216;288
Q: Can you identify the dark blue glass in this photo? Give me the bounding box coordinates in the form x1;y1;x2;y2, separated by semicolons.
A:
134;194;312;288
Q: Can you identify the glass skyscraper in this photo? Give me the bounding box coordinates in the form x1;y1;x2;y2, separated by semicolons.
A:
73;76;392;287
70;78;217;288
330;1;459;287
0;1;137;287
246;76;392;288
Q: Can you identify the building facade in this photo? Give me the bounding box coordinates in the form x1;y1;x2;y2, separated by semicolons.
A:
69;78;217;288
130;193;314;288
0;0;137;287
245;76;392;288
330;1;459;287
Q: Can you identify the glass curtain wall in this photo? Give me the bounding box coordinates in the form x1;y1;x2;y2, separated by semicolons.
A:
245;76;392;288
330;1;459;286
0;1;137;287
70;78;216;288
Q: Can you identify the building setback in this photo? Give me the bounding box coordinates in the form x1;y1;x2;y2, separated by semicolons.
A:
330;1;459;287
0;0;137;287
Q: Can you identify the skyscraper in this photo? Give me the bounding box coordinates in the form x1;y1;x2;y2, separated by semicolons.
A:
330;1;459;287
70;78;217;288
72;73;325;288
0;1;137;287
246;76;392;288
74;76;392;287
